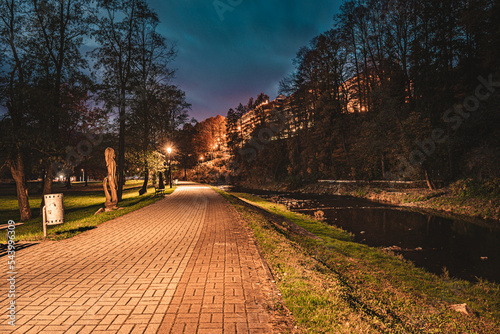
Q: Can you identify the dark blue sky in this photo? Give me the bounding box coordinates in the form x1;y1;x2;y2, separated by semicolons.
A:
148;1;342;121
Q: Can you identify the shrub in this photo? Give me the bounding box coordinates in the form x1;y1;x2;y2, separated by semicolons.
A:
450;178;500;198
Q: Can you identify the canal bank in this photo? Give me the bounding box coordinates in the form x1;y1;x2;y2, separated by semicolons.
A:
225;185;500;283
217;189;500;333
236;179;500;222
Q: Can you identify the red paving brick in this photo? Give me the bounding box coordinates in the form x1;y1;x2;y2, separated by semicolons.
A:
1;183;276;333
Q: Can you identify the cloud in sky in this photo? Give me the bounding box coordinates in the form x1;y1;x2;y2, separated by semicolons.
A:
148;0;342;121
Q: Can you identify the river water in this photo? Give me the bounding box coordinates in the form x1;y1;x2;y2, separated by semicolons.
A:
227;187;500;283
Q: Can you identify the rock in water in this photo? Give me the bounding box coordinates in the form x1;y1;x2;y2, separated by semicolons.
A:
314;210;325;220
384;245;402;251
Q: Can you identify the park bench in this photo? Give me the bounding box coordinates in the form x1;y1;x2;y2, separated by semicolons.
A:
155;187;165;196
0;222;24;230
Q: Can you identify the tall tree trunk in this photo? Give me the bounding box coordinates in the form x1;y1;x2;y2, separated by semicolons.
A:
339;125;352;179
84;157;88;186
139;166;149;195
40;168;46;194
381;153;386;179
40;162;54;216
352;28;364;112
139;155;148;195
8;151;31;221
424;168;435;190
117;88;126;201
446;124;454;181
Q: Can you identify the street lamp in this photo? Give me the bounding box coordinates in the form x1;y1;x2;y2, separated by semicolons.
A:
167;147;172;188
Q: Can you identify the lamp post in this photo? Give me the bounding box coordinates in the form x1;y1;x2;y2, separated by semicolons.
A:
167;147;172;188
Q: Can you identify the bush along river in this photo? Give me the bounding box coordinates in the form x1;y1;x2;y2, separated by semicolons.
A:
230;187;500;283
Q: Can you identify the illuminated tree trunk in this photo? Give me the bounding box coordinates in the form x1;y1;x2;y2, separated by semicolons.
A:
139;160;149;195
8;151;31;221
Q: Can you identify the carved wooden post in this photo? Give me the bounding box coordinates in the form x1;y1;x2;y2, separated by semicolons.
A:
104;147;119;211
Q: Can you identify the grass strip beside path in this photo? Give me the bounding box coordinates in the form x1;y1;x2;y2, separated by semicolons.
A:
219;190;500;333
1;181;175;242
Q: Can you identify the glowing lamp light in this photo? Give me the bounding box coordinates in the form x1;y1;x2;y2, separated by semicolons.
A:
167;147;172;154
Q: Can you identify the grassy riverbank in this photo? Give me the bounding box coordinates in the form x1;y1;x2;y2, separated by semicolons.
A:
238;178;500;222
0;181;174;242
348;179;500;222
220;189;500;333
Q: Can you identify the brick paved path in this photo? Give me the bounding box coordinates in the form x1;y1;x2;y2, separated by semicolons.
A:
0;183;277;333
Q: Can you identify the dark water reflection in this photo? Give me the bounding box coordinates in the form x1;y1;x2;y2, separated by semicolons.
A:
228;187;500;283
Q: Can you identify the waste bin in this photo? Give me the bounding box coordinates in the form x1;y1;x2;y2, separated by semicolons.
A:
44;193;64;225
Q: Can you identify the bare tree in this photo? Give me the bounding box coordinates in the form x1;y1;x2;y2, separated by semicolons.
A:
92;0;152;201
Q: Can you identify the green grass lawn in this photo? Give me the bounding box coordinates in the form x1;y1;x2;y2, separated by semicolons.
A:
1;180;175;242
222;191;500;333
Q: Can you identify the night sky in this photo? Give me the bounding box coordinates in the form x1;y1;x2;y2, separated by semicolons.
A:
147;1;342;121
